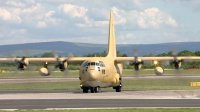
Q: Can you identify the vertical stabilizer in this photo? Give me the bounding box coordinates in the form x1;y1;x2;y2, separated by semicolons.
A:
107;12;116;57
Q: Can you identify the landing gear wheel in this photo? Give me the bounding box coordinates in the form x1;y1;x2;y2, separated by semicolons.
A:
115;86;121;92
82;87;89;93
94;87;99;93
90;87;94;93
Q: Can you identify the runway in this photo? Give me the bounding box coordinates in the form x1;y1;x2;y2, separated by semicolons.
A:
0;90;200;109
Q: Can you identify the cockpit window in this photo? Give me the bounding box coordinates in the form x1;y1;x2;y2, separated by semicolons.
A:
91;62;95;66
96;62;99;66
99;61;105;67
82;61;88;67
86;62;101;66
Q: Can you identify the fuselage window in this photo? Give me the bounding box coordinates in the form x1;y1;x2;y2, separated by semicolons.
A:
87;63;91;66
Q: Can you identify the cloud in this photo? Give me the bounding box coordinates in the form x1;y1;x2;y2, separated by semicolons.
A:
112;7;179;30
36;21;46;28
0;0;198;45
0;8;22;24
58;4;88;18
6;1;26;7
0;34;3;38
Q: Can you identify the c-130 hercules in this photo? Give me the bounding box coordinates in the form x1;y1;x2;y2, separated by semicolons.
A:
1;12;200;93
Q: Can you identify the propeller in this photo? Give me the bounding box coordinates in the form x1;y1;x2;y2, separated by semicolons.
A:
7;49;36;75
170;46;182;76
132;48;143;77
50;51;74;76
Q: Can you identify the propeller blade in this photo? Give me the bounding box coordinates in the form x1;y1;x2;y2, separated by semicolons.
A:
161;60;170;67
64;69;70;76
133;47;138;57
23;48;30;57
26;64;36;71
122;61;129;66
170;46;177;57
174;69;182;76
134;70;139;77
12;69;20;76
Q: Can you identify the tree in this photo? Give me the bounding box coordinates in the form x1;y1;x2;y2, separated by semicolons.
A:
178;50;194;56
41;52;54;57
194;51;200;56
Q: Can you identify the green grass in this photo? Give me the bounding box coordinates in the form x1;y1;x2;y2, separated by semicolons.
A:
0;78;200;90
1;108;200;112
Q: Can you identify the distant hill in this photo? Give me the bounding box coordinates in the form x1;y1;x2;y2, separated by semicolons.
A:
0;41;200;57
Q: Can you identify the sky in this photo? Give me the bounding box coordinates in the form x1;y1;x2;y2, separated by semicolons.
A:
0;0;200;45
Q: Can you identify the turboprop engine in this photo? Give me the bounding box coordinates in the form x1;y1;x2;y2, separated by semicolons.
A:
132;59;143;71
131;48;143;71
14;57;29;70
39;62;50;76
152;60;164;76
40;51;71;76
172;59;182;69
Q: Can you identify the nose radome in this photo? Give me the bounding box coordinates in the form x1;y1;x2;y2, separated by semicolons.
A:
88;71;98;81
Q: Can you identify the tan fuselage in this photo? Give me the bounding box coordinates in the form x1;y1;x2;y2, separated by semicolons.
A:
79;57;122;88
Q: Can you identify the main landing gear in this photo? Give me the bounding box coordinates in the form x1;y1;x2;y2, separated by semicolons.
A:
82;87;100;93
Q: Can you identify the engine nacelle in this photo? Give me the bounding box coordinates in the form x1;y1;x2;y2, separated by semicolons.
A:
154;66;164;76
39;67;50;76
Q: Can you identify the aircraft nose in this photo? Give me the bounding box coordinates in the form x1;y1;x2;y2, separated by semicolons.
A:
87;71;98;81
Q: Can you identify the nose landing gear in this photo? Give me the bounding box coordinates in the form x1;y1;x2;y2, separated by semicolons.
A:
113;82;122;92
82;86;100;93
90;87;100;93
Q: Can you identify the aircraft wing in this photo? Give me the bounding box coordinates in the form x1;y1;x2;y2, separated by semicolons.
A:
115;56;200;63
0;57;90;64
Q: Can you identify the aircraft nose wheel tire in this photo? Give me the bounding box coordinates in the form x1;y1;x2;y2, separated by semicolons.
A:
115;86;121;92
90;87;95;93
90;87;99;93
83;87;89;93
94;87;99;93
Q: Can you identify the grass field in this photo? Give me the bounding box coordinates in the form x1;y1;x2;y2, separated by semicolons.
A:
0;78;200;90
0;108;200;112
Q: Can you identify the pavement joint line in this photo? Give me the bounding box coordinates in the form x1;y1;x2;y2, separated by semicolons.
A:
2;107;200;111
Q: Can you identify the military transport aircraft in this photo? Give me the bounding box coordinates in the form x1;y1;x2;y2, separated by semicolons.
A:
1;12;200;93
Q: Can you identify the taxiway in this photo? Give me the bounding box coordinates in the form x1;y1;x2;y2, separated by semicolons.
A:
0;90;199;109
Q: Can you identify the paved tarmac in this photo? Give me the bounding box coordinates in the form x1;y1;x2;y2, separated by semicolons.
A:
1;99;200;109
0;90;200;109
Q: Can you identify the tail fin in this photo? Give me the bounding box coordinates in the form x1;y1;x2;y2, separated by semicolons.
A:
106;12;116;57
